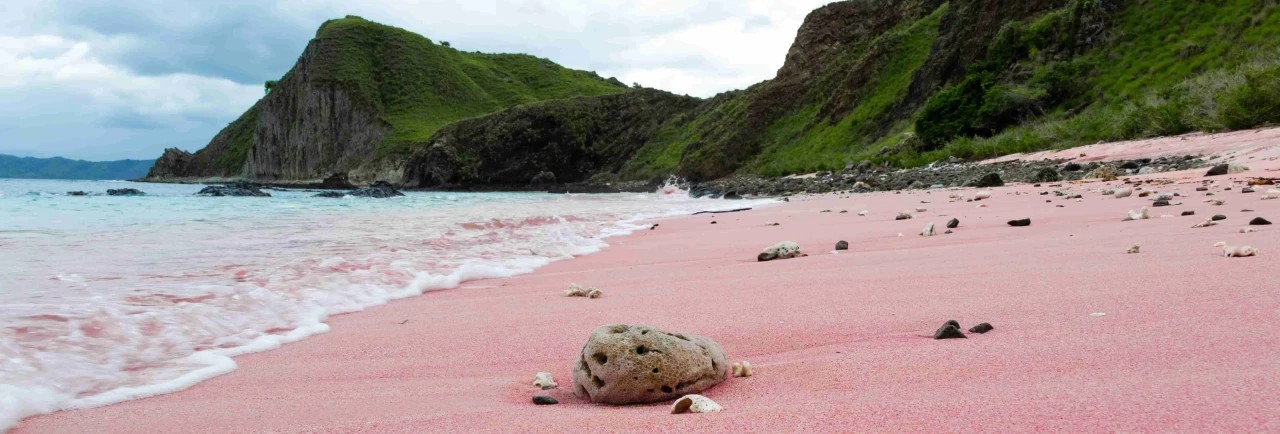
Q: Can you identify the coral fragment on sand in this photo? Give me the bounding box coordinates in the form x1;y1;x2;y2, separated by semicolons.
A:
671;395;723;414
731;361;752;378
533;372;558;389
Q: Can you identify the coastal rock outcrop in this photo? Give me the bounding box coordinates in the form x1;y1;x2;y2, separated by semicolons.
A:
347;181;404;198
106;188;144;196
196;182;271;197
573;324;728;405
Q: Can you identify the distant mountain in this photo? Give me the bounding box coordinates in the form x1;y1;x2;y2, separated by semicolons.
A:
0;154;155;180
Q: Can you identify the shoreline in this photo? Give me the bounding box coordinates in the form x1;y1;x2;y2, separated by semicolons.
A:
15;131;1280;432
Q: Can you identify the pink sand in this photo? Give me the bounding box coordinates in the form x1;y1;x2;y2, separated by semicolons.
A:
17;134;1280;433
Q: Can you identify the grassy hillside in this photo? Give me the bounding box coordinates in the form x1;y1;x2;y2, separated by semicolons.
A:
618;0;1280;180
0;154;154;180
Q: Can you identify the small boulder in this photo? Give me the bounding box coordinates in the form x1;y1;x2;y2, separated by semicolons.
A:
969;173;1004;188
1205;164;1230;176
834;240;849;251
1181;211;1196;216
1212;215;1227;221
1249;217;1272;225
969;323;994;334
196;181;270;197
758;241;804;262
946;218;959;229
1152;200;1171;207
532;396;559;405
1007;218;1031;227
573;324;728;405
348;181;404;198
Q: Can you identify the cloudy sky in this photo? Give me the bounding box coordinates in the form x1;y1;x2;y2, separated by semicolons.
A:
1;0;836;161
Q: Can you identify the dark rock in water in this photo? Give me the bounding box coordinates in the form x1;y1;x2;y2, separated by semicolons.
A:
946;218;959;229
66;191;88;196
314;191;346;198
532;395;558;405
1212;215;1227;221
688;185;723;199
1152;200;1171;207
969;323;994;334
320;172;356;190
197;181;270;197
1242;187;1255;193
1062;162;1083;172
1031;168;1060;183
722;191;742;200
1205;164;1230;176
934;323;967;340
1007;218;1031;227
1181;211;1196;216
107;188;145;196
348;181;404;198
969;173;1004;188
1249;217;1272;225
835;240;849;251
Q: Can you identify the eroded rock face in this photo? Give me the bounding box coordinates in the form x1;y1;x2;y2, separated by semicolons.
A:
573;324;728;405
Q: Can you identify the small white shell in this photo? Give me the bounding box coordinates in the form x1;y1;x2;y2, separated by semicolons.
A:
731;361;752;378
533;372;558;389
671;394;723;414
1192;219;1217;228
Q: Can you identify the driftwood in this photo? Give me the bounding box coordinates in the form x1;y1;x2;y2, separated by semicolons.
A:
692;208;752;215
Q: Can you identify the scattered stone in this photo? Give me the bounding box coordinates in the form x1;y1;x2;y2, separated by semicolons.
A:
767;222;780;226
1062;162;1083;172
564;284;603;299
671;395;723;414
895;212;913;220
1205;164;1230;176
1264;189;1280;200
1242;187;1255;194
946;218;959;229
1113;187;1133;198
834;240;849;251
974;191;993;201
969;323;994;334
1249;217;1272;225
839;210;848;214
1128;244;1141;254
1182;211;1196;216
1007;218;1031;227
969;173;1004;188
1196;187;1209;192
1193;219;1218;228
573;324;728;404
1138;191;1151;198
1152;200;1171;207
1241;227;1256;233
820;209;832;213
1214;242;1258;258
731;361;752;378
758;241;805;262
1212;215;1227;221
944;230;953;234
710;221;717;225
106;188;145;196
857;210;868;216
533;396;559;405
920;223;936;237
934;322;967;340
533;372;558;390
1124;207;1150;221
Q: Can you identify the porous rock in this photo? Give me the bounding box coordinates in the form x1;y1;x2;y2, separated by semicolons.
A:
573;324;728;405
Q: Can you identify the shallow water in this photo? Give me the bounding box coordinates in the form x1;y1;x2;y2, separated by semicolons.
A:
0;179;764;428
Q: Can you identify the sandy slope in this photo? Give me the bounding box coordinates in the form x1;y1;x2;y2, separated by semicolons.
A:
17;131;1280;433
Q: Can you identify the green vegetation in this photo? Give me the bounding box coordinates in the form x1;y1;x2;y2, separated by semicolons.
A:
303;16;625;160
214;106;260;175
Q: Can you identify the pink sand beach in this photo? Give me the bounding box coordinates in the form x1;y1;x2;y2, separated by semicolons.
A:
16;131;1280;433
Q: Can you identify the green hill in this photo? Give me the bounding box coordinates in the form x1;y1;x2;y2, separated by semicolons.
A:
0;154;154;180
147;16;627;182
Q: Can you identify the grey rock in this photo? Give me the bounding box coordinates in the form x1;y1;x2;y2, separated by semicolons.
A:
1181;211;1196;216
1212;215;1227;221
934;322;966;340
532;395;558;405
969;323;993;334
107;188;145;196
196;182;270;197
835;240;849;251
969;173;1004;188
1249;217;1272;225
573;324;728;405
1205;164;1229;176
1007;218;1031;227
347;181;404;198
946;218;959;229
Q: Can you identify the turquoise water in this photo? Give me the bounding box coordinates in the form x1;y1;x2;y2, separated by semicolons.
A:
0;178;764;429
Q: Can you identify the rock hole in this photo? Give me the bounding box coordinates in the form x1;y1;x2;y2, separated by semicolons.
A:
641;330;649;335
675;380;694;390
609;325;629;334
592;376;605;388
652;368;660;374
592;352;608;365
636;345;648;355
661;385;673;394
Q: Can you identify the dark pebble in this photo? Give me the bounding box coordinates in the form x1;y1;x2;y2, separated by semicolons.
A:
1205;164;1229;177
895;215;911;221
835;240;849;250
650;224;659;230
1007;218;1031;227
1196;187;1209;192
1212;215;1227;221
969;323;994;334
1250;217;1272;225
946;218;959;229
533;396;559;405
934;323;967;340
1152;200;1171;207
710;221;717;224
1243;188;1255;193
1181;211;1196;216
